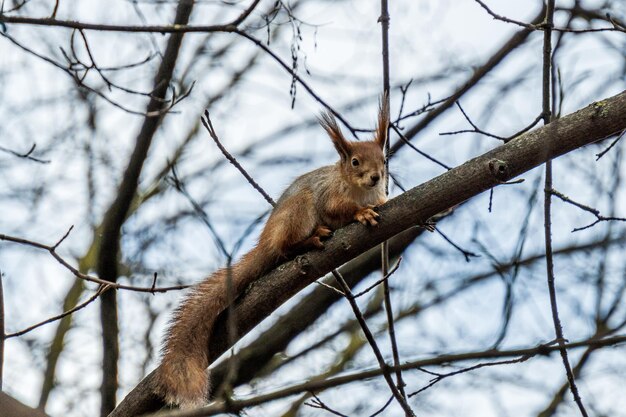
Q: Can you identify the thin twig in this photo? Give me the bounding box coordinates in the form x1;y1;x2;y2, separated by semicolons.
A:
201;111;276;207
409;355;531;397
391;124;451;170
542;0;589;415
390;7;547;155
304;392;348;417
435;227;480;262
6;285;111;338
314;280;346;296
0;31;183;117
474;0;624;33
0;143;50;163
378;0;408;405
595;129;625;160
354;257;402;298
394;94;450;124
331;270;416;417
369;395;394;417
0;231;187;293
167;164;230;258
232;29;359;137
550;189;626;232
440;101;508;141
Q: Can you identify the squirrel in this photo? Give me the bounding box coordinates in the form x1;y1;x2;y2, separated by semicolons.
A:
153;101;389;409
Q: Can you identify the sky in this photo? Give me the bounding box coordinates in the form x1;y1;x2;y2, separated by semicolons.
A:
1;0;625;416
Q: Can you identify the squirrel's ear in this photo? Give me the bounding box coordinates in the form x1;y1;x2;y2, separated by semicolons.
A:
319;111;351;160
375;94;390;150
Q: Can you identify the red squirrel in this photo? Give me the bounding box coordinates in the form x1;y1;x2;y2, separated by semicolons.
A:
154;102;389;408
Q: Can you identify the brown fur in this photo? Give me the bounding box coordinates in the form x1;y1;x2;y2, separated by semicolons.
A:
154;104;389;409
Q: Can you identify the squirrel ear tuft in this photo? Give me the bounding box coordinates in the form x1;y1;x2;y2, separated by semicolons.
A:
375;93;390;150
319;111;351;160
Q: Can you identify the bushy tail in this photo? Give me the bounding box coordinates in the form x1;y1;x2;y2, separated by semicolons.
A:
153;245;278;408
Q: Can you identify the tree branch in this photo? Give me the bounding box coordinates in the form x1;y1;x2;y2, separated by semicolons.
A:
144;335;626;417
110;90;626;417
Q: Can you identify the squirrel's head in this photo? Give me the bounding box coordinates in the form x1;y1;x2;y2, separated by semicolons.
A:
318;99;388;190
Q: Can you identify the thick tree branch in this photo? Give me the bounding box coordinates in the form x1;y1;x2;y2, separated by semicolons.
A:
110;90;626;416
0;392;50;417
210;225;430;389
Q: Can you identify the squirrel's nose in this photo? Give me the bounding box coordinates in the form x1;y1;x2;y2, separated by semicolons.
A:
371;174;380;184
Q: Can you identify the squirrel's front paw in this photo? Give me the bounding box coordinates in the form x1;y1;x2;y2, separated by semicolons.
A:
354;206;379;226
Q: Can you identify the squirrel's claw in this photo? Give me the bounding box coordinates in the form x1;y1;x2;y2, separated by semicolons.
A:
315;225;333;239
310;236;325;249
355;207;380;226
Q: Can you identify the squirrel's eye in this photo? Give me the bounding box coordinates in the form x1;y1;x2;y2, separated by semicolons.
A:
351;158;360;167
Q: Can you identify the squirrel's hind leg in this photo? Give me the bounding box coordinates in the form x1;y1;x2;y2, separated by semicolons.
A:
261;190;319;256
290;225;333;253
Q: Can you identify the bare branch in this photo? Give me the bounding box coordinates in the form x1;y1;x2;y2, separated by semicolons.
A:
5;285;110;338
0;231;187;293
550;189;626;232
201;112;276;207
541;0;588;414
111;91;626;416
0;143;50;163
142;335;626;417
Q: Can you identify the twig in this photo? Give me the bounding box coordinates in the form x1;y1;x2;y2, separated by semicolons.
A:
51;0;59;18
304;392;348;417
394;94;450;125
378;0;408;405
474;0;538;29
353;257;402;298
230;0;262;27
474;0;624;33
0;231;187;293
440;101;508;141
0;8;256;34
441;103;544;143
0;143;50;163
408;355;531;397
232;29;359;137
542;0;589;415
314;280;345;296
391;124;451;170
435;227;480;262
504;112;544;142
167;164;230;258
395;80;413;127
0;31;178;117
390;7;546;154
150;273;158;294
369;395;394;417
5;285;110;338
595;129;625;160
550;189;626;232
331;270;416;417
201;111;276;207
